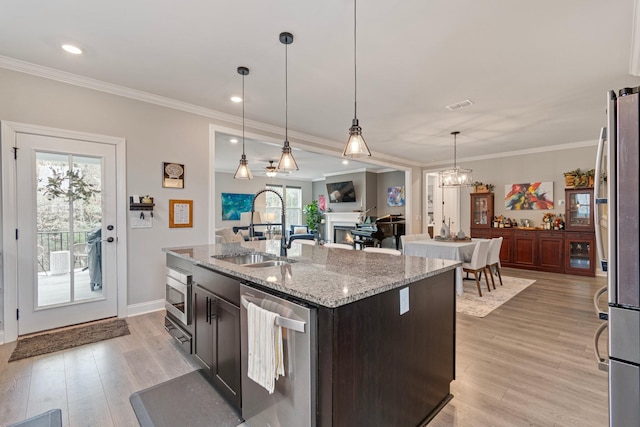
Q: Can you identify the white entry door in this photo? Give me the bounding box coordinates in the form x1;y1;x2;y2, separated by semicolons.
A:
10;131;119;335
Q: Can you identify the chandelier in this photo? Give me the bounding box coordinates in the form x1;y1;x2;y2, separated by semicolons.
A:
439;131;473;187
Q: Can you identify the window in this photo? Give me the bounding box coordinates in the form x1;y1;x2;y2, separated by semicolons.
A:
265;185;302;229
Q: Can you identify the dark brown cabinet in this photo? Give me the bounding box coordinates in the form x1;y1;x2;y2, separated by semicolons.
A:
193;267;242;411
537;231;565;273
565;188;594;232
490;228;513;266
470;193;494;228
513;230;536;267
564;232;596;276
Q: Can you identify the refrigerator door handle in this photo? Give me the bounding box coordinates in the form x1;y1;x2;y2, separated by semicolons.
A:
594;126;607;271
593;285;608;320
593;321;609;371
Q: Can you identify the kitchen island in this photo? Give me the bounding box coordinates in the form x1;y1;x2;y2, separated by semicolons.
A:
164;241;459;426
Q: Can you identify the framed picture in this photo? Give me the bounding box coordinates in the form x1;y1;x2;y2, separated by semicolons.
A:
221;193;253;221
163;162;185;188
387;186;405;207
504;182;554;210
169;199;193;228
318;195;326;211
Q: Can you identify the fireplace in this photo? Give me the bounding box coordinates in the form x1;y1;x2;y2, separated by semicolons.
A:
324;212;361;244
334;225;356;244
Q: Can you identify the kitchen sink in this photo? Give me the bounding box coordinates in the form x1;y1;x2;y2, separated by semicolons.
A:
213;253;292;267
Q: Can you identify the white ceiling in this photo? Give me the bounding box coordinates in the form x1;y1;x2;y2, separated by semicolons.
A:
2;0;640;175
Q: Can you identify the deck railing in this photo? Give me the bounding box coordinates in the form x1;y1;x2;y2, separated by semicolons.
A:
37;231;91;272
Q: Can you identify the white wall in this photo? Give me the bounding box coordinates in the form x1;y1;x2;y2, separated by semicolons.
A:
0;68;222;310
456;145;598;232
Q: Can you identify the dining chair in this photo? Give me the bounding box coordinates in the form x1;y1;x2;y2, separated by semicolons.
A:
486;237;504;287
323;242;354;250
462;240;491;297
363;247;402;256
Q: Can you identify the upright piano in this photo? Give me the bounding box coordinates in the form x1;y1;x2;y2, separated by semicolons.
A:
350;214;405;250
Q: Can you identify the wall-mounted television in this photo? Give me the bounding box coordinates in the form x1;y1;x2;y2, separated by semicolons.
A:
326;181;356;203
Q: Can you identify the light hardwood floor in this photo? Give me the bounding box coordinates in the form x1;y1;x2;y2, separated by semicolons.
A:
0;269;607;427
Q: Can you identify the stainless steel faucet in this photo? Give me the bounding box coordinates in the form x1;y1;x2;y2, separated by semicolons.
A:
250;189;289;256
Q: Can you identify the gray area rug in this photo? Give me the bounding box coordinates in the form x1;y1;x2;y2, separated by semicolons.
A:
130;369;243;427
9;318;130;362
457;276;536;317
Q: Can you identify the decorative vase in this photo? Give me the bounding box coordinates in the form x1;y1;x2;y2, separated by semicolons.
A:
440;221;450;239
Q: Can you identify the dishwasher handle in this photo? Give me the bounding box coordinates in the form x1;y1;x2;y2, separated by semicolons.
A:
241;295;306;333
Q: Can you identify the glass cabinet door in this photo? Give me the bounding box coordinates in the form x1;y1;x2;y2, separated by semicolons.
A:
470;193;494;228
565;188;594;231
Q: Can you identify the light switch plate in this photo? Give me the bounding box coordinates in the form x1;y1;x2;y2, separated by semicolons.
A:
400;287;409;315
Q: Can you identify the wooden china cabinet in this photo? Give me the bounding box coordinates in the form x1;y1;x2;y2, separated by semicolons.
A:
564;188;595;276
470;193;494;228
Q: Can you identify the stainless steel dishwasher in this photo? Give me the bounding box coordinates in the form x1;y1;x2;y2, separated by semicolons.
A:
240;283;317;427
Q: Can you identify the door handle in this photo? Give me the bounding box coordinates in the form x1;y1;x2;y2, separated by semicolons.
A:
593;286;608;320
103;237;115;243
593;321;608;371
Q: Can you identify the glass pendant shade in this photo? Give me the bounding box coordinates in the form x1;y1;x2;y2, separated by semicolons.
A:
343;118;371;157
277;32;299;173
439;167;473;187
277;140;299;172
234;154;253;179
439;131;472;187
234;66;252;180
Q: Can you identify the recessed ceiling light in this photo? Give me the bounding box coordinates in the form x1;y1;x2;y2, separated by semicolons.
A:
342;160;349;165
230;138;238;144
61;44;82;55
230;96;242;103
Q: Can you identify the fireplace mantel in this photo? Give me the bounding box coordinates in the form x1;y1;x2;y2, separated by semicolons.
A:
324;212;360;243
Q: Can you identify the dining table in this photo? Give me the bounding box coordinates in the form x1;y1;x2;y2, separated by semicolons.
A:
403;239;478;295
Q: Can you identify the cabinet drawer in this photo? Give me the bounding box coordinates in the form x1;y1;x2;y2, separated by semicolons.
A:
538;231;564;239
491;229;512;237
194;266;240;306
514;230;535;237
566;231;594;240
470;228;491;238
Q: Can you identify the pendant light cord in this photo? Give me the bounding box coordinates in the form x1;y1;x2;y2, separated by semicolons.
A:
242;73;246;155
354;0;358;119
453;133;456;169
285;41;288;141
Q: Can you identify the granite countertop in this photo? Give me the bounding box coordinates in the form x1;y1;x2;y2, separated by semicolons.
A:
163;241;460;308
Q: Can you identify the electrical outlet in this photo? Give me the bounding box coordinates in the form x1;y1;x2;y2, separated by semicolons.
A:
400;287;409;315
558;199;565;206
416;215;421;221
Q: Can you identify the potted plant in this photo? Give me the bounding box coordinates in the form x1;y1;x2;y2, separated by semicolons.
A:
584;169;596;188
563;168;581;188
303;200;323;234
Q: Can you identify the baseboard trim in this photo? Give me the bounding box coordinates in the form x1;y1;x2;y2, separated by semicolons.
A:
127;299;165;317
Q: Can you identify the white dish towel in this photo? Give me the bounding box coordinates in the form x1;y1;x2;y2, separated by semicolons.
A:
247;302;285;394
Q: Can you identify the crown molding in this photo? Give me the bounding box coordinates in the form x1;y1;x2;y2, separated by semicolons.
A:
0;55;420;171
424;139;598;168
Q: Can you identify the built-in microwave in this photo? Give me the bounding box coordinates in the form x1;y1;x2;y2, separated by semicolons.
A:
165;267;192;326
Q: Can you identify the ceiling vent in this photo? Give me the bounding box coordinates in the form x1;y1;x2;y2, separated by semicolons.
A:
445;99;474;111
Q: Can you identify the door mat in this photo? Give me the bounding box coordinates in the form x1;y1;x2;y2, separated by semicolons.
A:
457;276;536;318
8;318;129;362
130;369;243;427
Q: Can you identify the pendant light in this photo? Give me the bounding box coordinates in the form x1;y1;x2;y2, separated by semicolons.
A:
277;32;299;172
439;131;473;187
265;160;278;177
234;66;253;180
343;0;371;158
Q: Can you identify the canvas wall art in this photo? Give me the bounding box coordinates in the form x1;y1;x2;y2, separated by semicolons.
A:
221;193;253;220
387;186;405;207
504;182;554;210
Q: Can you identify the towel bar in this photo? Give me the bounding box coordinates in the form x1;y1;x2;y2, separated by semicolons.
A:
241;295;306;333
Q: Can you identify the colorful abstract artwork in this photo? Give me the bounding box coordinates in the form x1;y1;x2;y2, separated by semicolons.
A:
504;182;554;210
387;186;405;207
221;193;253;220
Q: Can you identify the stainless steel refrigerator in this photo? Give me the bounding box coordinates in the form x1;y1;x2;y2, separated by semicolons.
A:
595;87;640;426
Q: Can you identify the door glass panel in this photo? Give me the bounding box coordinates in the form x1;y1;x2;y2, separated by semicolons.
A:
569;240;591;270
36;152;103;307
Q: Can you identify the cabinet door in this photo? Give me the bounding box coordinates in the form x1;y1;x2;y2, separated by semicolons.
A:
491;229;513;264
565;232;595;276
470;193;494;228
565;188;594;232
538;232;565;273
212;296;242;409
513;231;536;266
194;285;215;375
